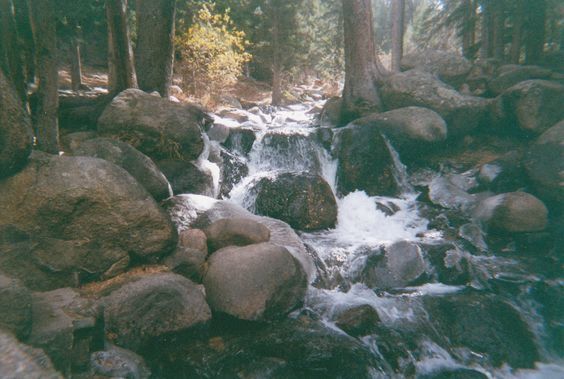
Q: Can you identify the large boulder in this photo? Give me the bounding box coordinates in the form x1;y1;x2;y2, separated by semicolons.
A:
400;50;472;87
0;153;177;290
353;106;447;158
524;120;564;206
334;123;399;197
204;217;270;252
0;274;32;339
203;242;307;320
381;70;491;137
488;65;553;95
70;137;172;201
474;192;548;233
320;96;343;126
498;80;564;135
164;228;208;282
255;172;337;231
0;69;33;178
0;331;62;379
157;159;215;196
102;272;211;351
98;89;209;161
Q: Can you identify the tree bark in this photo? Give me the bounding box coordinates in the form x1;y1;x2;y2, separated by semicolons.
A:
510;0;523;64
70;26;83;91
0;0;26;102
135;0;176;97
462;0;476;59
106;0;137;94
525;0;545;65
271;7;282;106
341;0;383;124
480;0;494;59
492;1;505;61
12;0;34;84
28;0;59;154
391;0;405;73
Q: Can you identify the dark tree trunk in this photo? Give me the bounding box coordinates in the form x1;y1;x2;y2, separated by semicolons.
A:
480;0;494;59
525;0;546;65
492;1;505;61
341;0;383;124
28;0;59;154
391;0;405;73
271;9;282;106
462;0;473;59
0;0;26;102
135;0;176;97
70;26;83;91
106;0;137;94
510;0;524;64
12;0;34;84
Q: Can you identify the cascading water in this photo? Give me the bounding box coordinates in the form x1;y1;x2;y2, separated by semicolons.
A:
199;95;563;378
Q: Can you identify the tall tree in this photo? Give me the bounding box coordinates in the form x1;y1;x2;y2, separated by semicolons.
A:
135;0;176;97
391;0;405;72
12;0;34;85
0;0;26;102
492;0;505;61
524;0;546;64
105;0;137;93
28;0;60;154
510;0;524;63
341;0;384;124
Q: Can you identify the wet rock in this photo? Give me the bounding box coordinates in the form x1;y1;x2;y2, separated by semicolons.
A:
218;109;250;123
477;151;528;193
98;89;209;161
70;137;171;201
0;69;33;179
320;96;342;126
206;122;230;143
400;50;473;87
255;172;337;231
204;217;270;252
474;192;548;233
222;127;256;155
424;294;539;368
256;131;323;173
102;272;211;351
524;120;564;206
428;176;476;210
90;344;150;379
0;154;177;290
203;243;307;320
422;244;472;285
334;304;381;337
381;70;491;137
219;148;248;197
498;80;564;135
418;367;488;379
164;229;208;282
0;274;32;339
27;288;101;375
360;241;427;289
0;331;62;379
156;159;215;196
334;123;399;197
488;65;553;95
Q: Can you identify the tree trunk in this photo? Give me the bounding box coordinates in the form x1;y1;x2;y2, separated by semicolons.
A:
341;0;383;124
135;0;176;97
462;0;476;59
28;0;59;154
0;0;26;102
492;1;505;61
391;0;405;73
12;0;34;84
510;0;523;64
525;0;545;65
271;8;282;106
106;0;137;94
70;27;83;91
480;0;494;59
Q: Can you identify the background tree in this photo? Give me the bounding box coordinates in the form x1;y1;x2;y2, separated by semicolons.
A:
106;0;137;93
391;0;405;72
0;0;26;101
135;0;176;97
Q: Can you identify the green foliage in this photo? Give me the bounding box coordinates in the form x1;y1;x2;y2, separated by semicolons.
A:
174;3;251;97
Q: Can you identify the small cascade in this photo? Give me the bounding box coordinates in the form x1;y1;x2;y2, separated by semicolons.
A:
383;136;414;194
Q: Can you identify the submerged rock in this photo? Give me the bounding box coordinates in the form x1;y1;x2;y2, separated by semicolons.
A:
334;304;381;337
255;172;338;231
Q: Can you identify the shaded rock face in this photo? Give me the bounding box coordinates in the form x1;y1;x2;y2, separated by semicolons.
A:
102;273;211;351
165;229;208;282
524;120;564;206
255;172;337;231
498;80;564;135
222;126;256;156
424;294;539;368
381;70;491;137
219;148;248;197
334;123;399;197
156;159;215;197
203;243;307;321
488;65;553;95
0;274;32;339
98;89;208;161
0;331;62;379
334;304;381;337
0;154;177;290
204;217;270;253
477;151;528;193
319;96;343;126
70;137;172;201
400;50;472;87
0;69;33;179
474;192;548;233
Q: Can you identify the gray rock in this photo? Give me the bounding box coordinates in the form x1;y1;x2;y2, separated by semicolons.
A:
381;70;491;137
474;192;548;233
0;154;177;290
207;122;230;143
203;243;307;320
477;151;528;193
320;96;342;126
70;137;172;201
400;50;472;87
334;304;381;337
0;331;62;379
164;229;208;282
0;274;32;339
102;273;210;350
222;127;256;155
255;172;337;231
0;69;33;179
98;89;209;161
204;217;270;252
60;131;98;151
219;148;249;197
489;65;553;95
157;159;215;197
90;343;150;379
